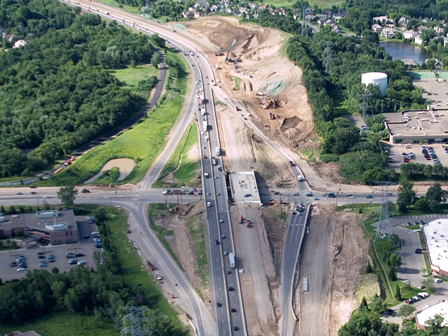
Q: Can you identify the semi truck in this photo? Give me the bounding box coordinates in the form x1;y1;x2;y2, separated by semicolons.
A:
212;159;217;166
303;277;308;292
216;146;221;156
203;120;208;131
229;252;236;269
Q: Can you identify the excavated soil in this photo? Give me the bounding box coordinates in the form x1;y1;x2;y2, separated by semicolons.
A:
296;204;370;336
185;17;315;150
152;203;212;305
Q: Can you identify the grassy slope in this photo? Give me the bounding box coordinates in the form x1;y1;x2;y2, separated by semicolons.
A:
108;65;158;88
37;50;189;186
97;0;139;14
264;0;344;8
187;213;208;286
153;123;200;188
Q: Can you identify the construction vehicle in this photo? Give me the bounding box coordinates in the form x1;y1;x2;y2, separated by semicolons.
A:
239;215;243;223
261;99;277;109
246;220;250;228
269;112;275;120
215;52;224;56
215;64;220;70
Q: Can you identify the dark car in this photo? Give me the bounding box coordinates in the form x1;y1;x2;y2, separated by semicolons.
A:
230;308;236;312
38;255;46;259
47;254;55;260
9;262;17;267
75;253;85;257
69;259;77;264
328;193;335;198
416;221;420;225
415;248;423;254
37;252;45;255
30;191;37;194
84;235;90;239
217;302;222;307
228;286;234;291
233;327;239;331
215;240;219;245
421;220;425;225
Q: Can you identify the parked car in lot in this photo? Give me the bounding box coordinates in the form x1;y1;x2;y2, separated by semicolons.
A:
415;248;423;254
9;262;17;267
69;259;77;264
47;254;55;260
16;268;26;272
435;278;442;283
66;252;75;258
77;260;86;266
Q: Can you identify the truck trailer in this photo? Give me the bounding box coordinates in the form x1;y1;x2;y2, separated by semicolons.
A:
203;120;208;131
216;146;221;156
229;252;236;269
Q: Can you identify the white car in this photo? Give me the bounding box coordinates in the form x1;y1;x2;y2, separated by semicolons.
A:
16;268;26;272
348;196;355;199
77;260;86;265
156;275;163;281
43;195;51;199
91;231;99;235
207;202;211;207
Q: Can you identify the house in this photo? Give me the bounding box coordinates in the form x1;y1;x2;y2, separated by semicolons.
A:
323;9;332;17
444;37;448;46
441;20;446;26
211;4;219;11
434;26;444;35
381;27;395;38
324;19;335;26
397;16;408;27
331;24;343;34
333;13;344;20
403;30;417;39
403;58;417;67
13;40;26;48
425;58;444;69
305;14;316;21
252;13;258;19
418;25;428;32
315;14;327;22
194;11;204;18
373;15;388;24
248;2;258;9
2;32;16;43
372;24;383;33
415;34;423;44
239;7;248;14
422;17;431;23
182;9;195;18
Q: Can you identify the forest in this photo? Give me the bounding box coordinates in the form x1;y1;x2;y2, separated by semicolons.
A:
0;207;183;335
0;0;158;179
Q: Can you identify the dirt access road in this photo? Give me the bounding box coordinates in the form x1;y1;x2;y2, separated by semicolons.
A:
295;205;369;336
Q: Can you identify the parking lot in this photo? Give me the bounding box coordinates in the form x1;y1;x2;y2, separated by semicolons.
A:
414;79;448;109
0;217;100;281
385;143;448;171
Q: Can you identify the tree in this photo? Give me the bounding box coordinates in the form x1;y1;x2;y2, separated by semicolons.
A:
426;183;443;203
93;250;101;266
387;253;402;270
42;201;51;210
18;206;24;213
388;267;397;281
358;296;369;312
57;185;78;207
397;179;416;211
422;277;435;292
394;284;401;300
0;205;4;214
9;205;16;214
414;197;429;211
429;200;440;211
397;304;416;318
93;207;107;223
151;53;160;69
366;261;373;273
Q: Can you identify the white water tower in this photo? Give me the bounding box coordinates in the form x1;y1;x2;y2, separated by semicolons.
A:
362;72;388;96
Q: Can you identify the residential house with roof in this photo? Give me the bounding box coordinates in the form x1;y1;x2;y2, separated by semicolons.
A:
248;2;258;9
397;16;408;27
434;26;444;35
331;24;343;34
381;27;395;38
372;24;383;33
415;34;423;44
182;9;195;18
403;30;417;39
324;19;334;26
418;25;429;33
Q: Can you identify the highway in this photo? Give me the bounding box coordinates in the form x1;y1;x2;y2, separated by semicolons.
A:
58;2;247;335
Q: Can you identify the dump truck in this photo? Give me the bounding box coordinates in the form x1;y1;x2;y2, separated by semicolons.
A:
239;215;243;223
229;252;236;269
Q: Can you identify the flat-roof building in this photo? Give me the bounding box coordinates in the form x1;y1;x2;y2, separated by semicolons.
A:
384;110;448;144
0;210;78;245
423;218;448;276
416;301;448;330
228;170;262;204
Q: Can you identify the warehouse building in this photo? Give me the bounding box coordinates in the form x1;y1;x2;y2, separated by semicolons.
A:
422;218;448;276
384;110;448;144
415;301;448;330
0;210;79;245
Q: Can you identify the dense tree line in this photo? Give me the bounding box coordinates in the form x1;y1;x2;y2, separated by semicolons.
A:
0;207;181;335
0;0;159;178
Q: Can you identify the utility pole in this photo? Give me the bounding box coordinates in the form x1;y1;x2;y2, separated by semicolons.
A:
359;94;371;122
301;5;308;37
374;181;396;240
324;41;333;75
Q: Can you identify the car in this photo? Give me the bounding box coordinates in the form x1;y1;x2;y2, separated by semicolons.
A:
38;255;46;259
217;302;222;307
91;231;98;235
215;240;219;245
214;175;218;179
227;270;231;275
244;193;251;197
156;275;163;281
75;253;85;257
16;192;23;195
415;221;420;225
404;299;412;304
401;153;408;157
69;259;77;264
188;190;194;195
17;268;26;272
366;195;373;198
421;220;425;225
435;278;442;283
203;155;207;159
314;198;319;200
30;191;37;194
293;193;299;196
17;256;25;262
37;251;45;255
9;262;17;267
348;196;355;199
47;254;55;259
216;192;221;196
162;189;170;195
306;192;312;197
207;202;211;207
39;261;47;267
48;259;56;263
224;251;228;256
230;308;236;312
404;158;410;163
84;235;90;239
77;260;86;265
383;309;394;317
66;253;75;258
219;219;224;223
43;195;51;199
221;235;226;239
328;193;335;198
228;286;234;291
30;186;37;188
207;192;211;196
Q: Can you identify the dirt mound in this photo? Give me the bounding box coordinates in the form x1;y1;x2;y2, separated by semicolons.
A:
185;16;315;150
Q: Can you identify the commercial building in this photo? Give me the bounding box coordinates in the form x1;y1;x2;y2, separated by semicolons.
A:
422;218;448;276
415;301;448;330
0;210;79;245
228;170;262;204
384;110;448;144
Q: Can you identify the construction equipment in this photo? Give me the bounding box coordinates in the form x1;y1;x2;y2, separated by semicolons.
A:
215;52;224;56
261;99;278;109
269;112;275;120
239;215;243;223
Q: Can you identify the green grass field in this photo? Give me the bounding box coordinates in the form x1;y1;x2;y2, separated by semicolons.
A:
234;77;242;91
264;0;344;8
300;149;316;163
36;50;189;186
187;213;208;286
98;0;139;14
153;123;200;188
108;65;158;88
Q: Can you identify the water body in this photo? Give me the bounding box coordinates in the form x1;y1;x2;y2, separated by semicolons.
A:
379;41;430;65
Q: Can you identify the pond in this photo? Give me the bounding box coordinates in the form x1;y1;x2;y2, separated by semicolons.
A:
379;41;430;65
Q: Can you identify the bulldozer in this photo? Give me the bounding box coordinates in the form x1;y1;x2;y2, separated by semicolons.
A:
261;98;278;109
